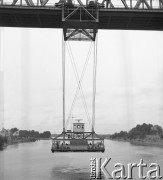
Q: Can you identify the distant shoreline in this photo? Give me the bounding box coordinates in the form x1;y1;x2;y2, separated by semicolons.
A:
7;138;38;145
0;138;51;150
130;139;163;148
109;138;163;148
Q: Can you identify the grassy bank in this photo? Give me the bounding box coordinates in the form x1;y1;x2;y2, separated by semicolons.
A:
110;136;163;148
110;123;163;148
7;137;38;145
130;138;163;148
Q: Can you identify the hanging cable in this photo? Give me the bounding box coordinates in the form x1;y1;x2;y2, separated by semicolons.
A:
66;42;92;128
0;28;4;130
65;42;93;128
62;33;66;132
92;35;98;132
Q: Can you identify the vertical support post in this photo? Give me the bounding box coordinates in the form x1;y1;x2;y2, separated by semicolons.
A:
21;29;30;129
130;0;132;8
92;42;95;134
0;28;4;130
62;4;65;21
80;6;81;21
92;35;97;136
92;132;94;147
150;0;152;8
62;33;66;135
20;0;22;6
96;6;99;22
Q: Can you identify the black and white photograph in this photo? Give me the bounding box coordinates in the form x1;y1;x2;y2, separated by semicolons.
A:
0;1;163;179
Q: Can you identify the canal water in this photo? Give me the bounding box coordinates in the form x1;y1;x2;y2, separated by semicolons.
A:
0;140;163;180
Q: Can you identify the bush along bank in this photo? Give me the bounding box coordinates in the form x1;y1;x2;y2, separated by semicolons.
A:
110;123;163;147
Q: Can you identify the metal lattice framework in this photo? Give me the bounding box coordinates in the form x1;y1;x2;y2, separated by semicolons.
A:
0;0;163;9
62;5;99;41
50;3;104;153
61;3;98;132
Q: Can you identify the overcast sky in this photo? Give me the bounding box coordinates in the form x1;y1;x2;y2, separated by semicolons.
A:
0;27;163;134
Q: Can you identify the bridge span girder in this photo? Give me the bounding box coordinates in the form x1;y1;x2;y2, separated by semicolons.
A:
0;7;163;30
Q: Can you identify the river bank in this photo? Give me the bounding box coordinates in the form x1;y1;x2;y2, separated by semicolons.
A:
109;137;163;148
8;137;38;145
0;137;51;150
0;137;38;149
0;135;7;149
109;123;163;148
2;137;51;148
130;139;163;148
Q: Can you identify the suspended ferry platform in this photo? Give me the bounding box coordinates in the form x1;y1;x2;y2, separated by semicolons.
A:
51;120;105;152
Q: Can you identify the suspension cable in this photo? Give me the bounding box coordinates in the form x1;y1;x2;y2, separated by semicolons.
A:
62;33;66;132
92;35;98;132
0;28;4;130
65;42;93;128
66;42;92;128
66;43;93;125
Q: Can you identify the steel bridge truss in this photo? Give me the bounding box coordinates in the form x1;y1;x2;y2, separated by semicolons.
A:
62;5;99;41
102;0;163;9
0;0;163;9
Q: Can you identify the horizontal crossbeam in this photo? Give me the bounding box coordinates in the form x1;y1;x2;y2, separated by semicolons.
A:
1;0;163;9
0;7;163;31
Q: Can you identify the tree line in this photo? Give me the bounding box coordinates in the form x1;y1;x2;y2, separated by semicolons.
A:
0;128;51;147
10;128;51;139
0;127;51;146
110;123;163;140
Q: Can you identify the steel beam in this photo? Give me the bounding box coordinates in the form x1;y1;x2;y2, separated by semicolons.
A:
0;7;163;30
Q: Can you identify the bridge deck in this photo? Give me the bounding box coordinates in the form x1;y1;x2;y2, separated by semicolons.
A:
0;6;163;30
